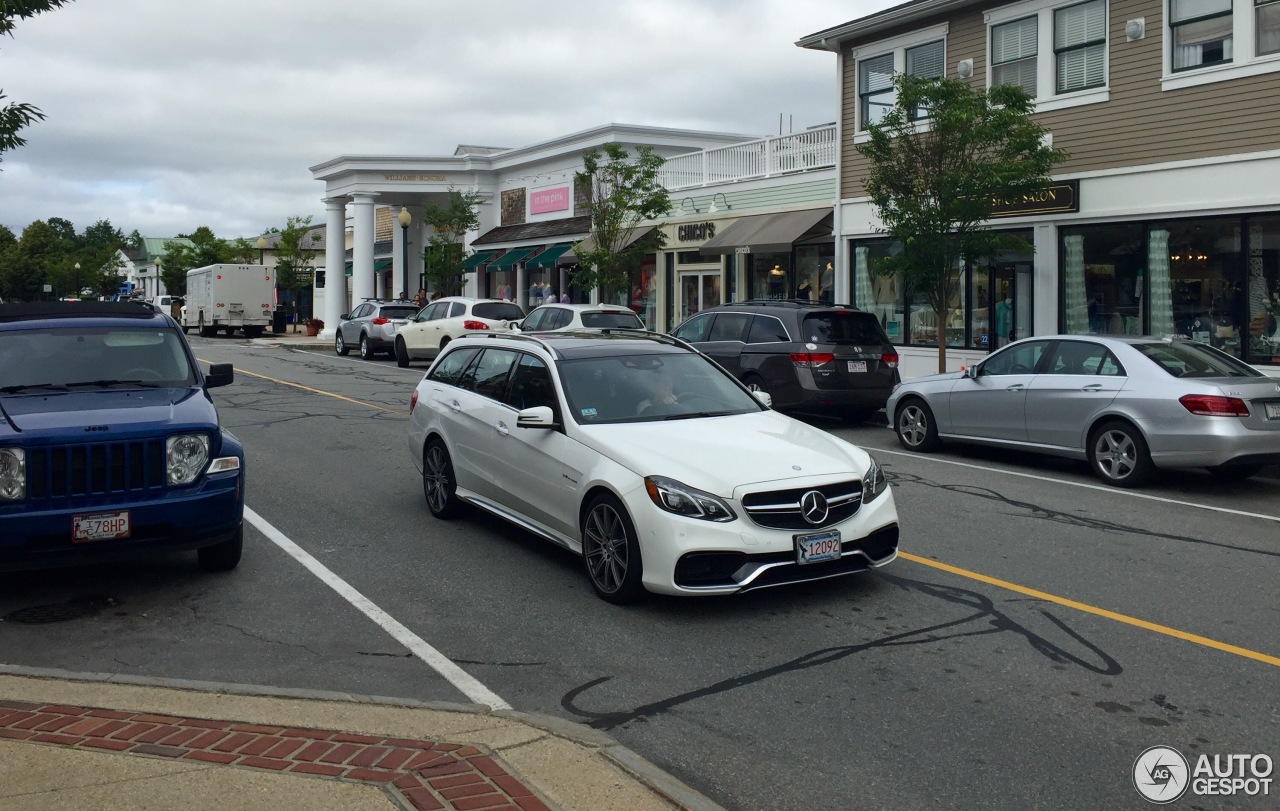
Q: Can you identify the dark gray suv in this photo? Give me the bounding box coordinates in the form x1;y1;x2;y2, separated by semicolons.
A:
670;300;899;423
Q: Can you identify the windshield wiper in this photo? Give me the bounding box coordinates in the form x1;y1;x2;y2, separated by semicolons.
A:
66;379;163;389
0;383;69;394
662;410;737;421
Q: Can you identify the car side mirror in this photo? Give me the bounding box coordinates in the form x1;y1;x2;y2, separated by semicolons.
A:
205;363;234;389
516;405;559;429
339;313;349;321
752;390;773;408
965;365;980;379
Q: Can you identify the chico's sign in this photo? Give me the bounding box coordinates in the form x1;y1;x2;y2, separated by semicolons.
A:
677;222;716;241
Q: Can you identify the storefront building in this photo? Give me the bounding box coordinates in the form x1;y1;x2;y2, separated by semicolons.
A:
799;0;1280;379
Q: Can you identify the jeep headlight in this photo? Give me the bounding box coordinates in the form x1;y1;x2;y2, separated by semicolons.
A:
0;448;25;500
166;434;210;485
644;476;736;522
862;455;888;502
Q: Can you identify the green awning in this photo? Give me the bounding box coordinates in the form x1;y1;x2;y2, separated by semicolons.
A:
374;258;392;271
463;250;498;273
486;247;537;271
525;243;572;269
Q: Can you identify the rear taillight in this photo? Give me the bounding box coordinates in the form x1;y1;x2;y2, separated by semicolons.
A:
1179;394;1249;416
881;352;899;368
371;317;389;325
790;352;835;367
462;320;490;331
409;390;419;414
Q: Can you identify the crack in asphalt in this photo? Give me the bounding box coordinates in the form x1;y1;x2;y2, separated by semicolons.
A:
561;573;1121;731
886;470;1280;558
210;621;325;659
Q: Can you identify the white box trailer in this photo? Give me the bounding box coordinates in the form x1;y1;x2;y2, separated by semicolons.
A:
183;264;276;338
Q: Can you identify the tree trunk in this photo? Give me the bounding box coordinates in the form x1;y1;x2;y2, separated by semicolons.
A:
936;305;947;373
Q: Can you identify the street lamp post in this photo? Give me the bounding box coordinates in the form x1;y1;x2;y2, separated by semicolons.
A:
257;235;267;265
397;206;412;301
153;255;161;301
74;262;80;300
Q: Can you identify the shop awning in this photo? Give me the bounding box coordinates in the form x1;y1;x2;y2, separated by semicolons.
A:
486;247;537;271
462;250;498;273
525;243;572;269
344;258;393;276
699;209;832;255
560;226;656;265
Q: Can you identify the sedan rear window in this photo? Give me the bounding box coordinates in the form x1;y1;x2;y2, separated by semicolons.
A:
1133;342;1265;379
802;312;886;344
379;306;418;319
581;311;644;329
472;302;525;321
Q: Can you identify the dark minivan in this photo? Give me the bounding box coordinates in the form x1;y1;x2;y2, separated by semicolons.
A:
671;300;899;422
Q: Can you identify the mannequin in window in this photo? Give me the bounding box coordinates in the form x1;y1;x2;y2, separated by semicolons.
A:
995;297;1013;341
796;279;812;301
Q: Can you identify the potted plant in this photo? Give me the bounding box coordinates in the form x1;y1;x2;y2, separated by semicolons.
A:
304;318;324;337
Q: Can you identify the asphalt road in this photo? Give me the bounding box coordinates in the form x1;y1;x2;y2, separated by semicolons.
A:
2;336;1277;810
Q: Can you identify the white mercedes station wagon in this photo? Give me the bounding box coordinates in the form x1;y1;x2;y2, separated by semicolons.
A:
407;330;899;604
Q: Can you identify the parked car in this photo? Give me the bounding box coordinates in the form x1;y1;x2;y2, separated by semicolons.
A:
394;296;524;368
517;303;645;332
406;330;898;604
886;335;1280;487
0;301;244;571
670;300;899;423
336;299;421;360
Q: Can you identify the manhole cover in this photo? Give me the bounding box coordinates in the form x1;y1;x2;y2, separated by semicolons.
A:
4;596;118;625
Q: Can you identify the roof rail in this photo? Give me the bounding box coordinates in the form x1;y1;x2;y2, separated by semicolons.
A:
470;331;562;359
732;298;853;308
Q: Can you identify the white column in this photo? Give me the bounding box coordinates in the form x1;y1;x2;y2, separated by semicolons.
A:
1034;222;1058;337
392;219;407;300
351;193;379;305
515;262;527;307
321;197;348;340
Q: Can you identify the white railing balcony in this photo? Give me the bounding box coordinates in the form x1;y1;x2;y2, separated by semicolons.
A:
658;124;836;191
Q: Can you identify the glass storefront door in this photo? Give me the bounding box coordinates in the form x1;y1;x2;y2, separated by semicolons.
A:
677;271;721;323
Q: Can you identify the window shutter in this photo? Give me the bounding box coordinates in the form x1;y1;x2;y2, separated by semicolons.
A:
1055;0;1106;49
906;40;944;78
860;53;895;93
993;17;1037;64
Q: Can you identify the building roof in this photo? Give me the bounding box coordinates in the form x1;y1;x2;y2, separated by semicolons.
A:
139;237;194;261
257;225;328;251
472;215;592;247
796;0;980;49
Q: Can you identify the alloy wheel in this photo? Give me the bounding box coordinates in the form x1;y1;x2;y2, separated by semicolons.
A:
584;502;629;595
898;405;928;447
1094;429;1137;481
423;444;452;514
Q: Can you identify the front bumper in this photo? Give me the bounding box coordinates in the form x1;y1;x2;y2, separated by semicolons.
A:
0;468;244;571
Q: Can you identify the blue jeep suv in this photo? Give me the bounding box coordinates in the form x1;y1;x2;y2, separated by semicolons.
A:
0;302;245;571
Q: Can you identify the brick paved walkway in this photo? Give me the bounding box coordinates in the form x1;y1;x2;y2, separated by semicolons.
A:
0;699;550;811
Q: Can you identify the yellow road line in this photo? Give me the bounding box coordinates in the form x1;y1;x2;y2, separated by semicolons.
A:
898;551;1280;668
196;359;398;414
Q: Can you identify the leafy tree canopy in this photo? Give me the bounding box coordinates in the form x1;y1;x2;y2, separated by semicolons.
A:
572;143;670;299
421;189;481;297
857;74;1067;371
160;226;237;295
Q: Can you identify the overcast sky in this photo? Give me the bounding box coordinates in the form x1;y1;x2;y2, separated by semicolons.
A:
1;0;898;241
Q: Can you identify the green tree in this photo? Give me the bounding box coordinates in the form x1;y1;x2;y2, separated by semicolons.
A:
160;226;233;295
421;189;481;297
857;74;1067;372
272;216;321;331
2;220;64;300
572;143;670;301
1;1;75;165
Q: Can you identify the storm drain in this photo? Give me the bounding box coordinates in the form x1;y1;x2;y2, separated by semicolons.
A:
3;596;118;624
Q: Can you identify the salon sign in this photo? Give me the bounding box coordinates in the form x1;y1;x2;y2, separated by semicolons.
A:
530;186;570;214
990;179;1079;218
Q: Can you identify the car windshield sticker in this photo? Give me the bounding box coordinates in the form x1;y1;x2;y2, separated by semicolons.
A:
581;407;598;418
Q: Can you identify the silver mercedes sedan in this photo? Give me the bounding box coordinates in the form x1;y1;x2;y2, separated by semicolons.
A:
885;335;1280;487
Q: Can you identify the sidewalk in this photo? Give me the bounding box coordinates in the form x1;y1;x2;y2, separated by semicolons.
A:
0;666;724;811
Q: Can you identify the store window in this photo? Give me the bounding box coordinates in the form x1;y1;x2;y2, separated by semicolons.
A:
1148;218;1243;355
1060;223;1146;337
795;245;835;303
750;253;792;300
907;260;966;347
1245;215;1280;362
852;240;904;341
629;255;658;328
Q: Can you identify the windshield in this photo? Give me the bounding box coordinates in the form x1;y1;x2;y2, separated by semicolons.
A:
1133;341;1265;379
801;312;886;344
581;311;644;329
557;352;763;425
473;302;525;321
0;326;195;391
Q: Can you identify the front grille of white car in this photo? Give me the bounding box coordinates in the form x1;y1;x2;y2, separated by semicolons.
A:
741;480;863;530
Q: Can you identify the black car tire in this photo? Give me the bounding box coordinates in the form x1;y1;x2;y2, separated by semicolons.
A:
335;331;349;356
1088;420;1154;488
395;337;410;368
1206;463;1263;482
422;440;464;519
895;398;941;452
581;494;646;605
360;334;375;360
198;524;243;572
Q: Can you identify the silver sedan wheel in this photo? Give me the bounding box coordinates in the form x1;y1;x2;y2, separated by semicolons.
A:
584;502;629;595
1093;429;1138;481
898;405;928;446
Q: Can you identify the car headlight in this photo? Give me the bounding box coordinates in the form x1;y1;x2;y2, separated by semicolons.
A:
862;455;888;502
0;448;25;501
644;476;736;522
167;434;210;485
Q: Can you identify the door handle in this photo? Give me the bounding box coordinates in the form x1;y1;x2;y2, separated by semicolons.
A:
1005;384;1024;391
1081;383;1104;391
495;421;509;437
447;399;462;412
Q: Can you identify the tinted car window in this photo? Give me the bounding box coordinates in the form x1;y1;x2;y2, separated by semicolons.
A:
672;313;712;342
981;340;1048;376
379;306;418;319
420;303;445;321
427;346;481;387
449;302;466;318
350;303;371;319
708;313;751;342
522;308;548;331
1045;341;1113;375
548;308;573;329
801;312;885;344
747;315;790;343
467;348;520;399
472;302;525;321
506;354;558;412
581;311;644;329
1134;342;1265;378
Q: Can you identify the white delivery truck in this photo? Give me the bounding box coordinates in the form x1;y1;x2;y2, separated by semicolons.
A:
183;264;276;338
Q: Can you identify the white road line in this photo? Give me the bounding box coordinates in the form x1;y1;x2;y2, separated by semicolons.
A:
872;446;1280;524
243;506;511;710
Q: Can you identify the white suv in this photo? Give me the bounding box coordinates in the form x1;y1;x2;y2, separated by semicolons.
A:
517;303;644;332
394;296;524;367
